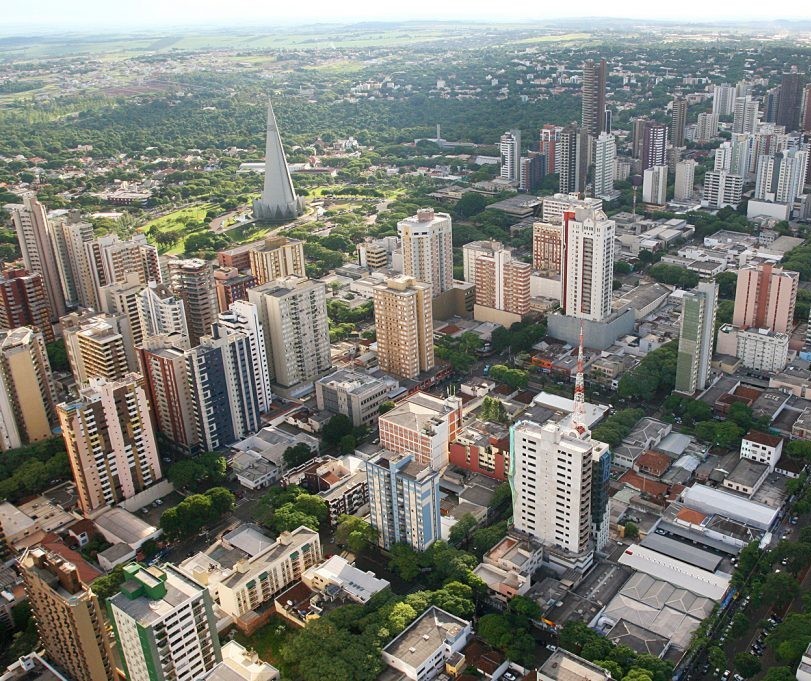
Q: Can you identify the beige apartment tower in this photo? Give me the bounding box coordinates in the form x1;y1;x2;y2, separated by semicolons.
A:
249;236;306;285
71;317;130;384
462;241;530;317
0;327;56;444
11;195;66;321
397;209;453;297
20;548;115;681
733;263;798;334
373;275;434;380
50;210;98;309
167;258;218;346
532;222;564;276
58;374;162;515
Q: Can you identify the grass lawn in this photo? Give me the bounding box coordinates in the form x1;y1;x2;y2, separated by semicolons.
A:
140;203;215;254
224;221;274;244
231;616;296;667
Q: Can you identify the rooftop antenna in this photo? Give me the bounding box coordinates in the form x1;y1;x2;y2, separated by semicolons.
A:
572;321;587;435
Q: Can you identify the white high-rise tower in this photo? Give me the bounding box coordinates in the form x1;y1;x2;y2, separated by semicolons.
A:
593;132;616;199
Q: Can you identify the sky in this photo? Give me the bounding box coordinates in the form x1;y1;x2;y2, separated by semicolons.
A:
4;0;811;31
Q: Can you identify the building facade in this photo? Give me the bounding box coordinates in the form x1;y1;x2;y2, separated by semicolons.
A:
674;159;697;201
675;282;718;395
462;241;530;316
315;369;391;427
0;269;53;343
248;236;306;285
397;209;453;297
167;259;218;347
733;263;798;334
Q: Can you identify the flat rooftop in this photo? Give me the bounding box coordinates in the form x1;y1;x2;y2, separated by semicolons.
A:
382;606;468;668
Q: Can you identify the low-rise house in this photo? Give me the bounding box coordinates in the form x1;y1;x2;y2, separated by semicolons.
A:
301;555;389;604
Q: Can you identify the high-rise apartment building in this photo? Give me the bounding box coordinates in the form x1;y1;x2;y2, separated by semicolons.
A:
50;210;97;309
631;117;648;159
712;83;737;116
0;269;54;343
532;222;564;276
19;548;115;681
99;272;146;349
378;392;462;471
397;209;453;297
519;154;546;193
671;96;688;147
641;122;668;171
499;130;521;182
213;267;256;313
137;335;197;454
541;194;604;225
167;258;217;346
367;450;441;551
108;563;222;681
510;419;608;572
248;236;306;285
694;112;719;142
86;233;161;300
213;301;271;413
674;159;697;201
733;263;798;334
593;132;616;199
540;124;563;174
802;83;811;132
562;206;615;322
754;149;809;205
137;280;189;342
733;96;759;134
58;374;162;515
68;317;130;384
372;275;434;380
0;327;56;444
247;277;331;389
701;171;743;210
642;165;668;205
582;59;606;138
777;70;805;131
558;125;581;195
10;196;65;321
675;282;718;395
462;241;530;316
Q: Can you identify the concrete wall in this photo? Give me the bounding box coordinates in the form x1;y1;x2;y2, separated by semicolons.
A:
473;305;522;327
547;308;635;350
119;479;175;512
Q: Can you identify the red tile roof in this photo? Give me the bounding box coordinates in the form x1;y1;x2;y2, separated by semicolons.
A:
744;430;783;447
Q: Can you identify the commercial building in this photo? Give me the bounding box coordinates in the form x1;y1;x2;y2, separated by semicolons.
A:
252;100;304;222
167;258;217;346
740;430;784;470
462;240;530;318
671;96;688;147
10;195;65;321
213;267;256;313
675;282;718;395
19;548;115;681
315;369;391;427
0;269;53;343
380;606;472;681
49;210;97;309
397;209;453;297
179;525;321;621
378;392;462;470
108;563;222;681
0;327;56;444
733;263;798;334
373;275;434;380
57;374;162;515
367;450;441;551
642;165;668;205
510;418;610;573
137;281;189;342
674;159;697;201
248;276;331;389
248;236;306;285
499;130;521;183
562;206;615;322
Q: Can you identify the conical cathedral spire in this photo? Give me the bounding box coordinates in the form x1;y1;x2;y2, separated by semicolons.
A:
252;98;305;223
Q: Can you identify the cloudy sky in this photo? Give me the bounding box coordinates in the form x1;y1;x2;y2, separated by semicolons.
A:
5;0;810;31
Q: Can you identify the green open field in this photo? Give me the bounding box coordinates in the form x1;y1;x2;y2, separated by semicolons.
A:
140;203;215;255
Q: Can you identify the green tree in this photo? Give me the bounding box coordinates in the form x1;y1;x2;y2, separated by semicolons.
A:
339;434;357;454
488;364;528;389
388;543;422;581
762;667;799;681
622;669;653;681
91;565;127;600
454;192;488;217
323;414;354;446
623;522;639;539
761;571;800;610
45;340;69;371
707;645;726;671
448;513;478;548
335;515;377;554
480;396;509;423
716;271;737;299
733;652;761;678
283;443;316;468
379;401;395;414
